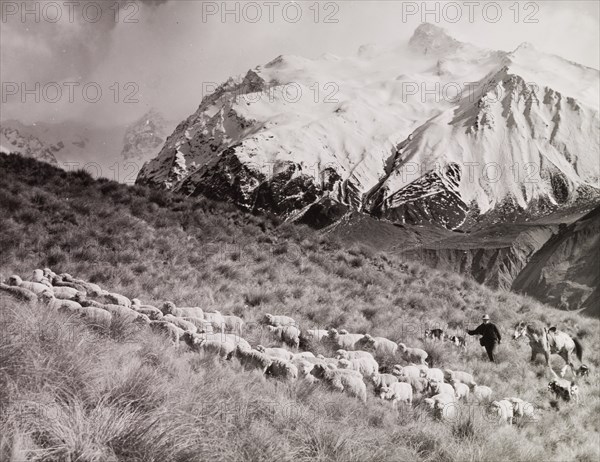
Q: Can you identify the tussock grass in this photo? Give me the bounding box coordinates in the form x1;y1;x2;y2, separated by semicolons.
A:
0;154;599;461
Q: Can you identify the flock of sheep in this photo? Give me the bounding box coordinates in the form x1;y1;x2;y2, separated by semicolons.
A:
0;268;579;426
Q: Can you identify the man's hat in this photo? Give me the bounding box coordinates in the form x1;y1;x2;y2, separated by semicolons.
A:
482;314;490;320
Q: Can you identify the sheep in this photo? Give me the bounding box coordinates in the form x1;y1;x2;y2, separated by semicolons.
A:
222;315;244;334
161;301;182;317
301;329;329;343
444;369;477;387
78;306;113;325
355;334;398;356
256;345;293;361
420;367;444;383
203;311;226;332
104;292;131;308
337;356;379;379
51;286;85;301
31;269;52;288
397;375;429;396
327;328;363;350
61;275;103;297
471;385;493;403
266;358;299;381
135;306;163;321
489;400;514;425
199;332;251;351
163;314;198;334
39;292;83;312
43;268;57;280
397;343;428;365
183;317;214;334
182;332;236;359
372;373;399;391
150;320;185;345
428;381;455;398
267;325;300;349
100;304;141;323
234;346;272;373
504;397;536;422
335;349;375;361
264;313;297;327
292;351;315;360
7;275;50;296
379;382;413;408
0;283;37;303
452;381;470;402
178;307;204;319
310;364;367;403
293;358;318;383
424;393;458;421
392;365;421;379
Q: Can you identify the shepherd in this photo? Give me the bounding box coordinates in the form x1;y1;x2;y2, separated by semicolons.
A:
467;314;501;363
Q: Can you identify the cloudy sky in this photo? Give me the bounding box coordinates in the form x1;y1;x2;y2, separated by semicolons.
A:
1;0;598;126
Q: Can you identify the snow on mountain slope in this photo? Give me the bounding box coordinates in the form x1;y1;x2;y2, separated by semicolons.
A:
121;109;175;163
137;24;600;228
0;126;59;166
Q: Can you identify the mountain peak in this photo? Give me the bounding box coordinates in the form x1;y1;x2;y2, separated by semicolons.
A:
409;23;461;55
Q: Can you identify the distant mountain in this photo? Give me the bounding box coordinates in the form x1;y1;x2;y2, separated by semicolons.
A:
121;109;174;163
0;126;59;166
137;23;600;230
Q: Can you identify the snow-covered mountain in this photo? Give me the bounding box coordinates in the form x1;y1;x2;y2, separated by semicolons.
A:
0;126;59;166
136;23;600;229
121;109;175;163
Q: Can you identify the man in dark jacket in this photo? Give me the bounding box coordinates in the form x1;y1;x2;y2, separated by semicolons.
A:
468;314;501;362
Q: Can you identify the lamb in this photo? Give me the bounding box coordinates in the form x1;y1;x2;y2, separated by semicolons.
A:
104;292;131;308
327;328;363;350
379;382;413;408
392;365;421;379
234;346;273;373
310;364;367;403
0;283;37;303
420;367;444;383
443;369;477;387
7;275;51;295
428;381;455;398
372;373;399;391
266;358;299;380
150;320;185;345
424;393;458;421
489;400;514;425
452;381;470;402
222;315;244;334
471;385;493;403
355;334;398;356
504;397;536;422
264;313;297;327
397;343;428;365
256;345;294;361
267;325;300;349
163;314;198;334
337;356;379;379
397;375;429;396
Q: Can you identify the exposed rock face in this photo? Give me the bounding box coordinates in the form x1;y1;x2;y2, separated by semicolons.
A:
512;205;600;315
0;126;59;166
136;23;599;229
121;109;173;163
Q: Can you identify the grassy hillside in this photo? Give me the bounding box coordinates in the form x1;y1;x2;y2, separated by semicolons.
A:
1;153;599;461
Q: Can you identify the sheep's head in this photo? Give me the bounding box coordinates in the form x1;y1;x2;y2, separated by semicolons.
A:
335;349;348;359
328;328;339;339
391;365;403;376
423;398;435;409
363;334;375;346
397;343;407;352
182;332;203;347
131;298;142;306
338;359;351;369
8;275;22;286
378;386;392;400
310;364;327;379
338;329;349;335
419;369;427;378
263;313;273;324
316;354;325;360
39;291;54;303
256;345;266;353
33;269;44;279
135;313;151;325
162;302;176;315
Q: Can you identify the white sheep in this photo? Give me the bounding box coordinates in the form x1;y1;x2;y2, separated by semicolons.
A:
397;375;429;396
0;283;37;303
302;329;329;343
39;292;83;312
293;358;318;383
234;346;272;373
267;325;300;349
335;349;375;361
203;311;226;332
444;369;476;387
150;320;185;346
428;381;455;398
472;385;493;403
182;317;214;334
392;364;421;379
134;306;163;321
397;343;428;365
266;358;299;380
337;356;379;379
379;382;413;408
264;313;297;327
355;334;398;356
452;381;470;402
161;301;183;317
178;307;204;319
78;306;113;325
222;315;244;334
310;364;367;403
256;345;294;360
7;275;50;295
183;332;237;358
372;373;399;391
503;397;536;422
327;328;364;350
31;269;52;288
163;314;198;334
60;274;103;297
104;292;131;308
292;351;315;360
420;367;444;383
424;393;458;421
100;304;141;323
489;400;514;425
51;286;85;301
